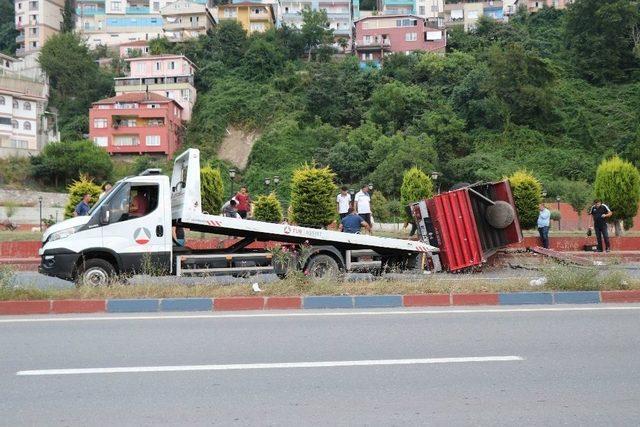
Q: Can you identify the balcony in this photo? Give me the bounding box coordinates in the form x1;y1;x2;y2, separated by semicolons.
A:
126;6;150;14
249;12;271;20
77;0;105;3
382;0;413;5
76;7;105;15
163;21;206;31
16;34;25;43
15;47;26;56
355;38;392;51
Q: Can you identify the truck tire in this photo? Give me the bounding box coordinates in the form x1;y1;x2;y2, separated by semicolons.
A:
76;259;116;287
305;254;340;281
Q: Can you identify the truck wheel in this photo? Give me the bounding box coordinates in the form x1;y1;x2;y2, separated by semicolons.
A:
76;259;116;287
305;254;340;281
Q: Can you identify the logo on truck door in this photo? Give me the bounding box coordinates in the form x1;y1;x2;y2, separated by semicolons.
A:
133;227;151;245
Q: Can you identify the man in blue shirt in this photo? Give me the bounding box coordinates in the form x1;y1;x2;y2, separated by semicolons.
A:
537;203;551;249
74;194;92;217
339;208;370;234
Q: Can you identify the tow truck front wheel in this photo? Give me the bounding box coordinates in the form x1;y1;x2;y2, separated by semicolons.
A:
76;259;116;287
305;254;341;281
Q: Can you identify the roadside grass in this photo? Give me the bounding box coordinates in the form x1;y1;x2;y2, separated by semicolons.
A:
2;265;639;301
0;231;42;242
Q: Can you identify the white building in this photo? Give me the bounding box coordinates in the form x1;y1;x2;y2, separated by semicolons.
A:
14;0;65;57
161;0;216;42
0;53;59;158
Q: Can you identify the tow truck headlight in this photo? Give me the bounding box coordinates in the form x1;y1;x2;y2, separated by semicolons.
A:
48;226;81;242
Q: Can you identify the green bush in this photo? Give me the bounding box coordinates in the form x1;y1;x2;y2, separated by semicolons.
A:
0;157;31;187
400;167;433;221
290;164;337;228
253;193;283;223
508;170;542;229
64;174;101;218
594;156;640;233
550;210;561;221
388;199;404;223
371;191;390;223
201;166;224;215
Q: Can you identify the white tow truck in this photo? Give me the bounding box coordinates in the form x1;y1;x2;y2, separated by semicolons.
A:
39;149;438;286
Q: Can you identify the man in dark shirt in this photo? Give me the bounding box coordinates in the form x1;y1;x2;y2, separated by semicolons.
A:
74;194;92;217
589;199;613;252
339;208;370;234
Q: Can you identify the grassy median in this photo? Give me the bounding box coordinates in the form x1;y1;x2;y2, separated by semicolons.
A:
1;265;638;301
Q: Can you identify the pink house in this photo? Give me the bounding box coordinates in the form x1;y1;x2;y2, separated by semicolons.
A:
354;15;447;64
118;40;151;58
114;54;197;121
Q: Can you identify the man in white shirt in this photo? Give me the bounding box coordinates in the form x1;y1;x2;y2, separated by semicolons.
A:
336;186;352;220
354;184;372;233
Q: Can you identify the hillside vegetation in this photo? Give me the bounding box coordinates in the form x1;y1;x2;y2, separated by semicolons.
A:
4;1;640;204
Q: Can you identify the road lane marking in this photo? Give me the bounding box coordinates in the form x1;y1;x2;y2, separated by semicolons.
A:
1;305;639;324
16;356;523;376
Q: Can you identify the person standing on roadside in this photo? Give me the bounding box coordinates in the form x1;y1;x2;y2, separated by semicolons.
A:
336;186;351;220
537;203;551;249
589;199;613;252
354;184;372;234
74;194;92;217
99;183;112;201
234;186;252;219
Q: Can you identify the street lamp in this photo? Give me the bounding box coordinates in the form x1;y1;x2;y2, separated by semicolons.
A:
264;177;271;187
273;176;280;186
38;196;43;232
556;195;561;231
430;171;441;194
368;183;373;191
228;168;236;198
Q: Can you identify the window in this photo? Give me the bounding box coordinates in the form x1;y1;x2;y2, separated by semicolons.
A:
11;120;18;129
155;62;161;71
405;32;417;41
23;121;31;130
94;118;108;128
31;41;37;48
250;23;265;32
168;61;175;70
364;35;371;45
111;1;120;11
145;135;160;146
223;8;237;17
11;140;28;149
0;117;10;126
419;6;425;15
0;96;4;105
104;183;159;223
136;62;144;73
181;89;190;101
147;118;164;126
153;1;159;10
24;102;31;111
113;135;139;146
147;104;160;109
13;100;18;109
93;136;108;147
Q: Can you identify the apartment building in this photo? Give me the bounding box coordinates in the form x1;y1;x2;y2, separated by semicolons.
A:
521;0;572;12
75;0;180;48
217;2;276;34
114;55;196;121
89;92;183;158
376;0;443;19
161;0;216;42
14;0;64;57
443;1;504;30
0;54;58;158
354;15;446;64
119;40;151;57
280;0;354;41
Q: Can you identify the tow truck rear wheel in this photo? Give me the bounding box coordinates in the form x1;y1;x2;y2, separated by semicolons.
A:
305;254;341;281
76;259;116;287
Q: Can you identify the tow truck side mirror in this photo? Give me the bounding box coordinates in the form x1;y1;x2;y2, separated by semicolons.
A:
99;207;110;225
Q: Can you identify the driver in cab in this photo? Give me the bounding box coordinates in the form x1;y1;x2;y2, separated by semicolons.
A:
129;189;149;217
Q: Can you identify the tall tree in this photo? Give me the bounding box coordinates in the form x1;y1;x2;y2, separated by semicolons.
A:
0;0;17;54
594;156;640;235
565;0;640;83
62;0;75;33
301;9;333;60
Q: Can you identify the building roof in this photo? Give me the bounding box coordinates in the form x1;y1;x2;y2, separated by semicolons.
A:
92;92;183;108
220;1;272;7
119;40;150;47
354;14;424;23
125;54;197;69
0;52;17;62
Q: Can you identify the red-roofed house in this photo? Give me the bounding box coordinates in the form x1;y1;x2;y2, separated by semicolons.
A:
354;15;446;65
89;92;183;158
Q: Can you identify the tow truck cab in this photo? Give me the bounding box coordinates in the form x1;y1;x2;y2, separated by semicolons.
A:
39;170;174;284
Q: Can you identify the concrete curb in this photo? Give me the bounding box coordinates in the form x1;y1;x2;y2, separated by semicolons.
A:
1;290;640;315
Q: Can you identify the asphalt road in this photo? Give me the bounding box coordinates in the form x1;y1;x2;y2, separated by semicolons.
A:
1;305;640;425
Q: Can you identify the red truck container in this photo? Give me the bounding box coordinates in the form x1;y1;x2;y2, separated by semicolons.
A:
413;180;523;272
